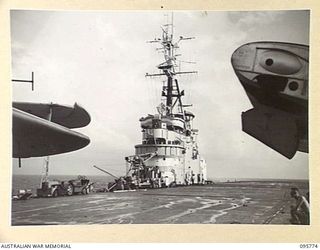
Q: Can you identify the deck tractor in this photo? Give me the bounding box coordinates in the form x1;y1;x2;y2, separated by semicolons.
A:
36;176;93;198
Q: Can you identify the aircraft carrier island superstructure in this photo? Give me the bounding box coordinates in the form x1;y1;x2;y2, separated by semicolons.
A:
125;21;207;188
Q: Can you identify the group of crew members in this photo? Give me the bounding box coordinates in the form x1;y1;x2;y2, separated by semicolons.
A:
113;168;173;190
110;165;207;191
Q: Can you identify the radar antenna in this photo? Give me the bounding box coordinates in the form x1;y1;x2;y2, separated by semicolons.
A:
145;14;197;115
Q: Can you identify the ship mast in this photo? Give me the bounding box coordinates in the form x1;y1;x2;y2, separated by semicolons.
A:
146;14;197;116
125;15;207;189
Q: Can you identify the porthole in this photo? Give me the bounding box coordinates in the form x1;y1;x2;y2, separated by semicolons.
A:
265;58;274;66
288;81;299;91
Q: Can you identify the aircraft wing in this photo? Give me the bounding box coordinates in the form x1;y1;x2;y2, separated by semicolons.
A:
12;102;91;128
13;107;90;158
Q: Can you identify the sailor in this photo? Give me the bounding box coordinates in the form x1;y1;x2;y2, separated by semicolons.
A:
131;174;138;189
201;173;205;185
171;169;177;184
156;168;162;187
119;177;125;190
191;171;195;185
290;187;310;225
186;167;192;185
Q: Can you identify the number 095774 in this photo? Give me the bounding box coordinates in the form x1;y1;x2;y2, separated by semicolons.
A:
300;244;318;248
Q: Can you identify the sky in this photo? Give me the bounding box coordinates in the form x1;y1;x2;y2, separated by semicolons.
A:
11;10;310;179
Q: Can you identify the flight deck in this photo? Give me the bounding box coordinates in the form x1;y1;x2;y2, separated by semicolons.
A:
11;180;308;225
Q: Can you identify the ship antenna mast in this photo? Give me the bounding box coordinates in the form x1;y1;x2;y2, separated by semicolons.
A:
145;14;197;115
